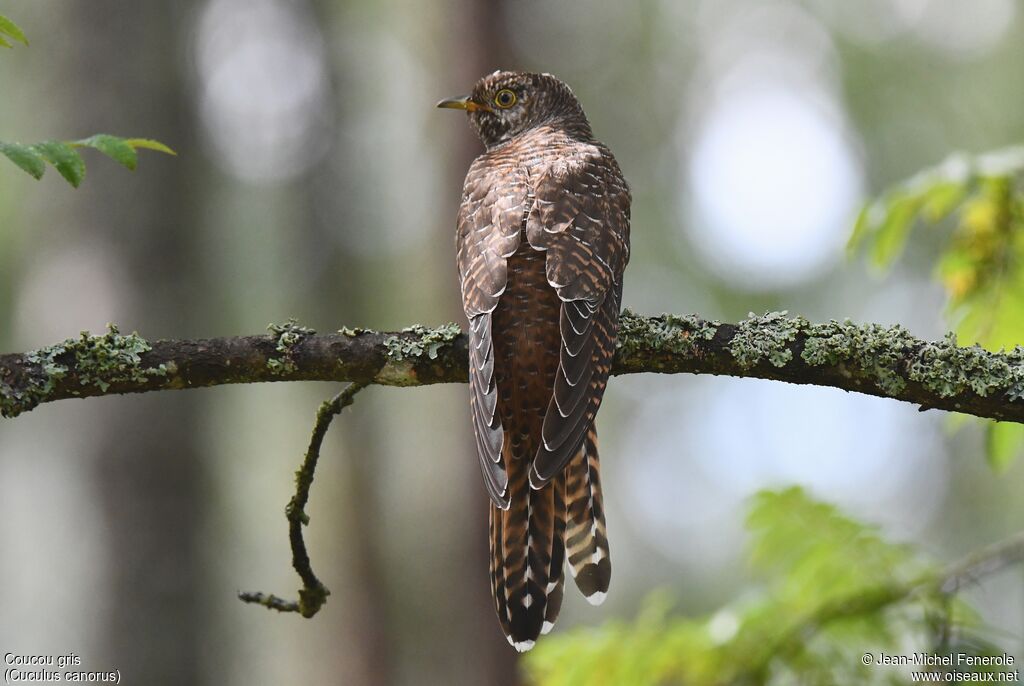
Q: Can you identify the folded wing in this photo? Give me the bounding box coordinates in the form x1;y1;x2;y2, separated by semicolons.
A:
525;149;631;488
457;158;529;508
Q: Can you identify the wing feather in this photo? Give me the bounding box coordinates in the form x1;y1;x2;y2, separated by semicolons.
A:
458;158;529;509
524;149;630;487
469;314;506;505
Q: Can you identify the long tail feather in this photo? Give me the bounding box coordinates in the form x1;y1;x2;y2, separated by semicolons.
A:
565;427;611;604
542;476;567;635
490;452;566;651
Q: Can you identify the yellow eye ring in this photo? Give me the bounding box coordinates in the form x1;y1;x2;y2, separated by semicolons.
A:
494;89;517;109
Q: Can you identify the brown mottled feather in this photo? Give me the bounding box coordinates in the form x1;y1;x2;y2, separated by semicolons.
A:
451;71;629;649
488;245;566;647
528;156;629;487
544;474;567;632
459;156;528;508
565;427;611;600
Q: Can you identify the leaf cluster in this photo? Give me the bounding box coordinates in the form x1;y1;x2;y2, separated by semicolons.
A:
0;15;175;187
0;136;175;188
848;146;1024;469
525;488;999;686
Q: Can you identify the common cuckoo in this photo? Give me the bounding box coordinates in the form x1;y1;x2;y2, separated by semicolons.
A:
439;70;631;651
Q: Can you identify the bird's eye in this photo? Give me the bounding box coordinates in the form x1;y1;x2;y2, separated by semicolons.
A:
494;89;517;109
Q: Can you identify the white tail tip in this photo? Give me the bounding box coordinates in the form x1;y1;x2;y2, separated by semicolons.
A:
513;639;536;653
585;590;607;606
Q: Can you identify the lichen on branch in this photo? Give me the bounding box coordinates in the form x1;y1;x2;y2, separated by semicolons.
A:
0;325;167;417
4;312;1024;424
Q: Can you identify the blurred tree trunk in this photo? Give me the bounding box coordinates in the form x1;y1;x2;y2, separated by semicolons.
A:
448;0;521;683
66;2;205;684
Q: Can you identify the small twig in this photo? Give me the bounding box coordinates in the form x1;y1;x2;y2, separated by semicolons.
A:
235;591;299;613
239;381;368;618
939;528;1024;593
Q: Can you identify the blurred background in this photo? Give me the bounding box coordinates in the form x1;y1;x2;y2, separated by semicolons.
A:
1;0;1023;684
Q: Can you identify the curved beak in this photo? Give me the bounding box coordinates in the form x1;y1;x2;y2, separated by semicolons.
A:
436;95;490;113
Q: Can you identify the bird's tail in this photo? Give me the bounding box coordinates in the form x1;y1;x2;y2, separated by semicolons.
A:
489;426;610;650
489;452;566;652
565;427;611;604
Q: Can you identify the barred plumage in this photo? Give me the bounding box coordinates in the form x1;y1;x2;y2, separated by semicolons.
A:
440;70;630;651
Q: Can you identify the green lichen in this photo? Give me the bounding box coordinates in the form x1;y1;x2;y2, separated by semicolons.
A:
801;319;914;396
267;319;315;375
384;322;462;362
909;334;1024;399
1002;349;1024;401
800;319;1024;400
2;325;166;418
730;311;804;369
338;326;367;337
616;310;719;358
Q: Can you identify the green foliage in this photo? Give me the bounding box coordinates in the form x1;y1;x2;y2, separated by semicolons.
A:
984;421;1021;473
525;487;999;686
850;146;1024;346
849;146;1024;467
0;14;175;187
0;13;28;49
0;136;176;187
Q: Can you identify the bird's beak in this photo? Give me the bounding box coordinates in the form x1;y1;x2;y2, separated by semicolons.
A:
436;95;490;112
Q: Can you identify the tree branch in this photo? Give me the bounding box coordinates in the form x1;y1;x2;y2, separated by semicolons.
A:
3;312;1024;423
239;381;368;617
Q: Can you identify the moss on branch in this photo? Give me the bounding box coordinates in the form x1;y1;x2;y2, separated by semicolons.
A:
4;312;1024;424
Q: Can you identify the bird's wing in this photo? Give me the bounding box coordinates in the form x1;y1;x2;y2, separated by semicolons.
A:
525;148;631;487
458;156;529;509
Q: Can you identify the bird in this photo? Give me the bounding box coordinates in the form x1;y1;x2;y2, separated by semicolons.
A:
438;70;631;651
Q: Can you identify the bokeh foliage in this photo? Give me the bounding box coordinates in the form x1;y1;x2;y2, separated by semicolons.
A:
0;12;27;49
526;487;1001;686
849;146;1024;470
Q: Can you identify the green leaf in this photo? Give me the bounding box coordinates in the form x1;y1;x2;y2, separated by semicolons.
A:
0;35;11;49
985;421;1023;472
76;134;138;170
0;142;46;179
846;204;874;255
31;141;86;187
0;14;28;46
921;180;968;223
123;138;177;155
869;194;921;268
1;134;174;187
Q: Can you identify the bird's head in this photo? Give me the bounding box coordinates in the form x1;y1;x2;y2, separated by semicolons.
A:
437;70;591;150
